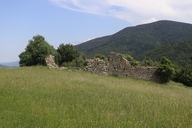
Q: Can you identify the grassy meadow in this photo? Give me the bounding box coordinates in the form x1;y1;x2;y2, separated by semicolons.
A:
0;67;192;128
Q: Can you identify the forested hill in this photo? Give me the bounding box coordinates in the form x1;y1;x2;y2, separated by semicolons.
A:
136;40;192;66
75;20;192;59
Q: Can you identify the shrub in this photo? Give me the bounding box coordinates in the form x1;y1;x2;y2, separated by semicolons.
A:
57;43;80;65
140;59;158;67
94;54;107;61
62;53;87;68
156;57;175;83
122;54;139;67
174;66;192;87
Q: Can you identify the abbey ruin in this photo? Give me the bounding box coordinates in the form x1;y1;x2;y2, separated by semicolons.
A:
45;52;161;82
84;52;160;82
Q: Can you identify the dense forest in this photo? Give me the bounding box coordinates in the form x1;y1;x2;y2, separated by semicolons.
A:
137;40;192;66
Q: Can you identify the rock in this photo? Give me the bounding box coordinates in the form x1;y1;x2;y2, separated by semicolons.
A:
59;66;67;70
45;54;67;70
45;54;59;69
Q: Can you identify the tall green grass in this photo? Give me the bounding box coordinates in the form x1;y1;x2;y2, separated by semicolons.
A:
0;67;192;127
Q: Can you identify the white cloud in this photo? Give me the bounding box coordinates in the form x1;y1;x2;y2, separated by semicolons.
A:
85;37;96;42
49;0;192;25
142;18;157;24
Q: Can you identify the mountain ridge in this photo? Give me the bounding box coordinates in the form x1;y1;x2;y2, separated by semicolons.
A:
75;20;192;62
0;61;19;67
0;64;7;67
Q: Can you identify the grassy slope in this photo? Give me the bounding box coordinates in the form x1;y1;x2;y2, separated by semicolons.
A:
0;67;192;128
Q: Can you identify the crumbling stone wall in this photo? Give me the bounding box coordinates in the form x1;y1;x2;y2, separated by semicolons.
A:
108;52;131;75
45;54;67;70
128;67;159;81
84;58;109;75
45;54;59;69
84;52;160;82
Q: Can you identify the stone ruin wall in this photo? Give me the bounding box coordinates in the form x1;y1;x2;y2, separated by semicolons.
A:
84;52;160;82
45;53;160;82
45;54;66;70
45;54;59;69
84;58;109;75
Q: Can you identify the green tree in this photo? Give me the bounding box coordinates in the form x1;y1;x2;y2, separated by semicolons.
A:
62;52;88;68
156;57;175;83
19;35;57;66
57;43;82;66
174;66;192;87
140;59;158;67
122;54;139;67
94;54;107;61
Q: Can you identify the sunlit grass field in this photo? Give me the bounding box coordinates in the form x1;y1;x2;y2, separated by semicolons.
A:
0;67;192;128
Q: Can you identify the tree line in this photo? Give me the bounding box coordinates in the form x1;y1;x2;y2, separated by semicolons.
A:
19;35;87;68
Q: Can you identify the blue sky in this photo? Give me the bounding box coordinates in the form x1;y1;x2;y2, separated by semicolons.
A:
1;0;192;62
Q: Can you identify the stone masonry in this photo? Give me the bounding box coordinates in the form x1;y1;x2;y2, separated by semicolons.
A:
84;52;160;82
45;54;59;69
84;58;109;75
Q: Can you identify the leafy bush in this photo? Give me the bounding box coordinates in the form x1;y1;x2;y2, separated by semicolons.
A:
174;66;192;87
57;43;80;65
156;57;175;83
62;52;87;68
122;54;139;67
94;54;107;61
140;59;158;67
